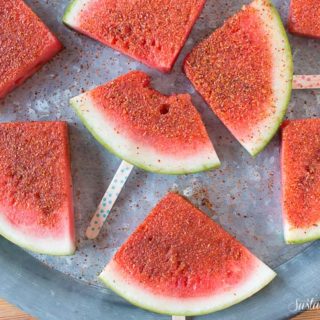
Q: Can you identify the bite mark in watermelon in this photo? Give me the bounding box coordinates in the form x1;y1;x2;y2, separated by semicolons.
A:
0;0;63;99
63;0;205;72
0;122;75;255
99;193;276;316
70;71;220;174
184;0;293;156
288;0;320;38
282;119;320;244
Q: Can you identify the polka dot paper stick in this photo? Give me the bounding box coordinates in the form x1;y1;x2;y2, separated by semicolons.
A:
293;75;320;90
86;160;134;240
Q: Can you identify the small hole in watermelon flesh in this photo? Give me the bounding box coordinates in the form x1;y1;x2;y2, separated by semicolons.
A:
159;104;170;115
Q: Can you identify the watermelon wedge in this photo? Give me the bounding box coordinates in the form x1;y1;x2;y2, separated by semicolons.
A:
0;0;63;99
282;119;320;244
0;122;75;255
184;0;293;156
288;0;320;38
70;71;220;174
99;193;276;316
62;0;205;72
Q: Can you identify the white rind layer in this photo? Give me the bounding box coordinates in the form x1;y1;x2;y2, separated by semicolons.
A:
99;259;276;316
0;207;75;256
236;0;293;156
70;94;221;174
284;220;320;244
63;0;91;28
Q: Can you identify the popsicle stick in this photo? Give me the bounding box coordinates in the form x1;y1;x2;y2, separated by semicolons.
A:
86;160;134;239
293;75;320;90
172;317;186;320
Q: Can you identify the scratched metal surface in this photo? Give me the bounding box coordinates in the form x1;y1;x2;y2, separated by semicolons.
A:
0;0;319;319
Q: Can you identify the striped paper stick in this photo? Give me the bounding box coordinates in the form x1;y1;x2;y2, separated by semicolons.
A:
86;160;134;239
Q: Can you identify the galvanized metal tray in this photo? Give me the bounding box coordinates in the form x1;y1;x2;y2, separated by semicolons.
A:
0;0;319;319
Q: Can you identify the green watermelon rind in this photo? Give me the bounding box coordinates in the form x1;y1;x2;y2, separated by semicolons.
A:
98;260;276;316
70;98;221;175
286;235;320;245
62;0;80;26
0;215;75;256
284;225;320;245
248;0;293;157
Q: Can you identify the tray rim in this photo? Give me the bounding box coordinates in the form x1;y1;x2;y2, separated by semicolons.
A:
0;238;319;320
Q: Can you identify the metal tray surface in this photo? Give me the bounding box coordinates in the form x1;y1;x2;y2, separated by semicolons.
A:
0;0;319;319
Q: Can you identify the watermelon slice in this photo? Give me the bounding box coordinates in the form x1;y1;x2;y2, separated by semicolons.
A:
99;193;276;316
0;0;63;99
282;119;320;244
70;71;220;174
62;0;205;72
288;0;320;38
184;0;293;156
0;122;75;255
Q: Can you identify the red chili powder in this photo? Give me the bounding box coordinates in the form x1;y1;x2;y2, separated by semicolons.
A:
184;5;274;140
89;71;212;157
114;193;257;298
0;122;70;229
282;119;320;228
0;0;62;97
289;0;320;38
76;0;205;72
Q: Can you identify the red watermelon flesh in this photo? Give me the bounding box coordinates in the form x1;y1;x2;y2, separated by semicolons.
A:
0;0;62;99
0;122;75;255
70;71;220;174
288;0;320;38
88;72;212;157
63;0;205;72
99;193;276;315
282;119;320;244
184;0;292;156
